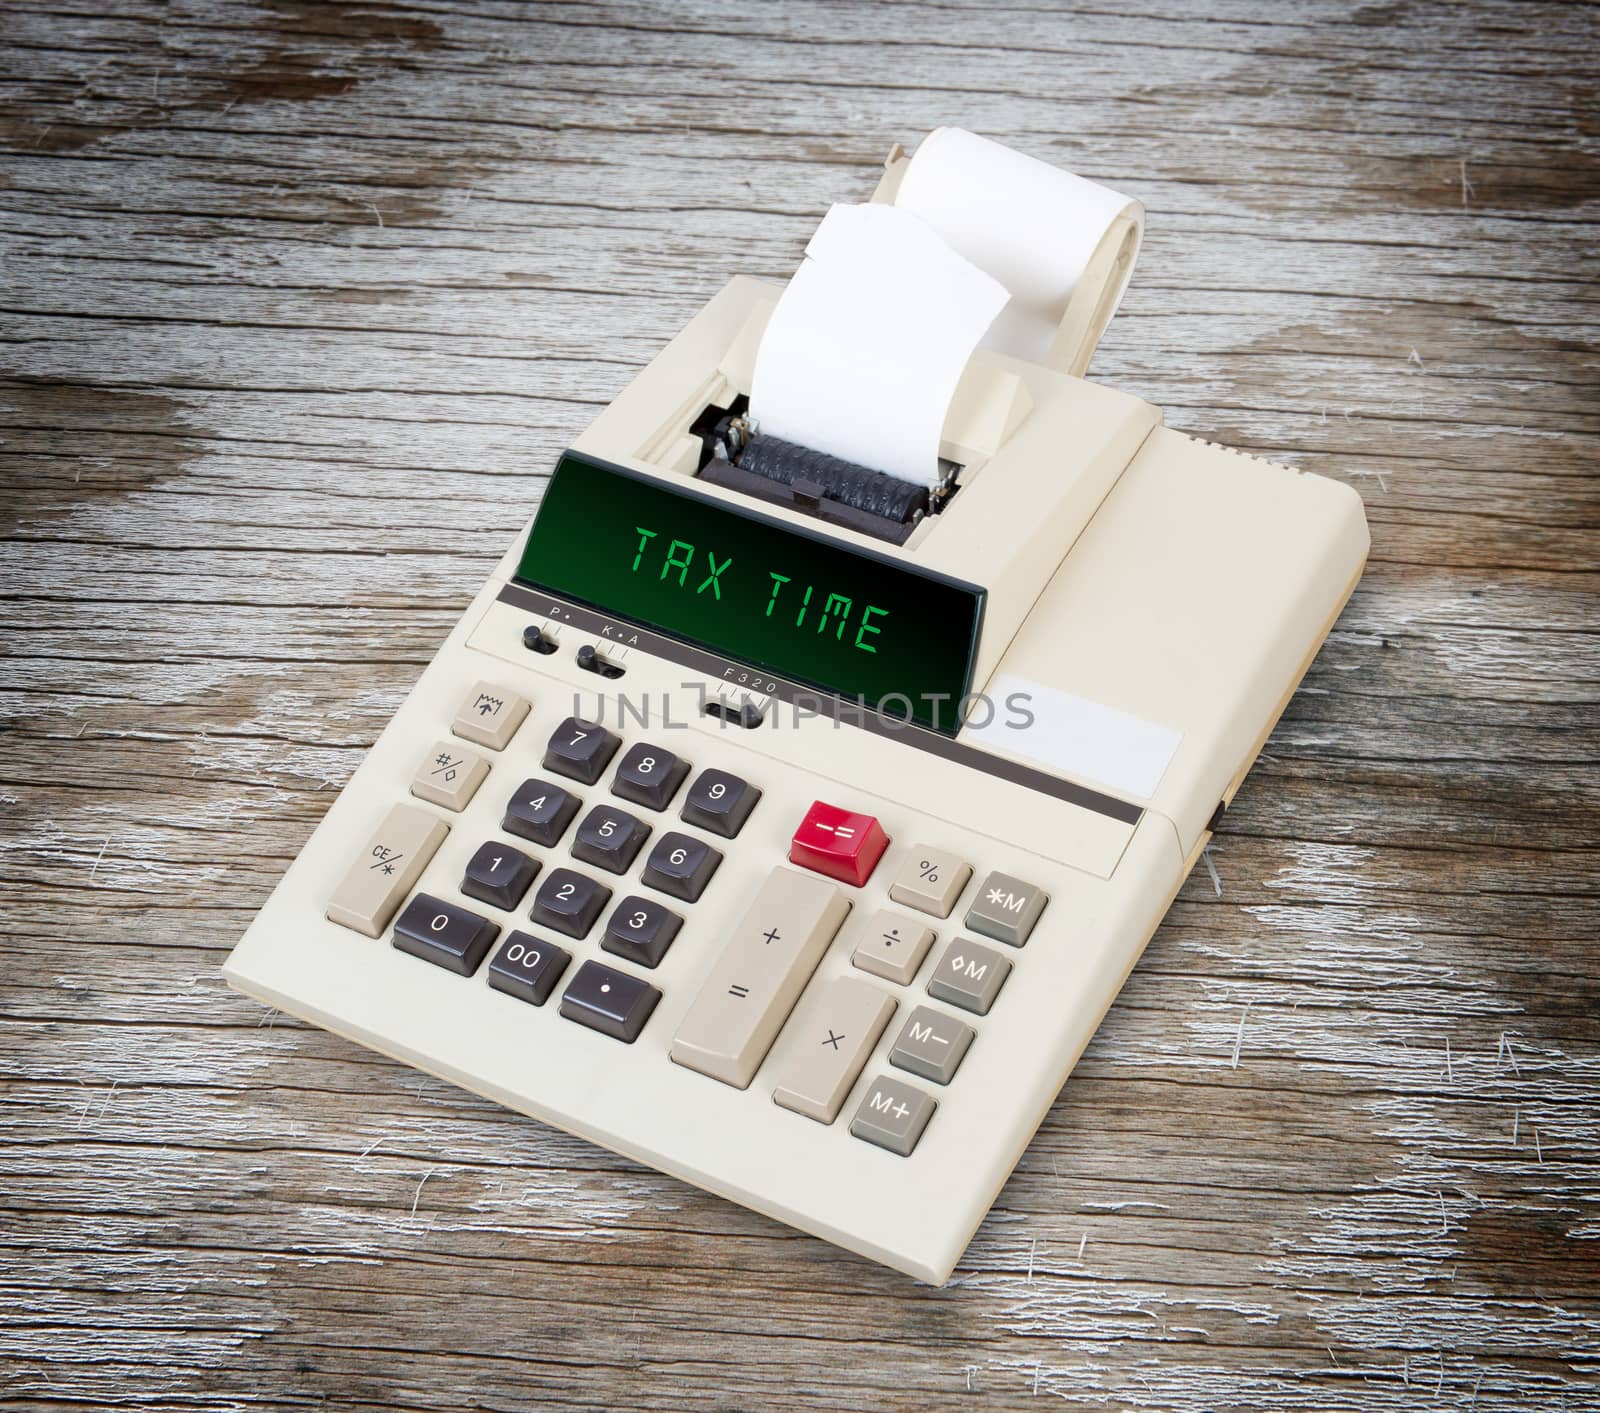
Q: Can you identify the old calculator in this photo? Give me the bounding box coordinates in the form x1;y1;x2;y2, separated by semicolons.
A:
225;147;1368;1283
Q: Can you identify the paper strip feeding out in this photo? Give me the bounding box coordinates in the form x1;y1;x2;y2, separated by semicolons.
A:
894;127;1144;369
750;202;1008;489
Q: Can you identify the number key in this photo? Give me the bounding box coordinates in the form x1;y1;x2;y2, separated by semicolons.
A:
612;742;689;811
680;768;761;838
543;716;620;785
571;804;651;874
487;931;571;1006
530;866;611;938
393;893;499;977
503;778;580;848
641;831;721;902
461;841;540;911
601;895;684;968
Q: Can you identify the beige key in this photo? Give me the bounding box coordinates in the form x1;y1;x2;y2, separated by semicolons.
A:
771;977;896;1124
451;680;529;750
326;803;448;938
851;908;935;986
888;845;973;919
670;866;850;1089
409;739;489;812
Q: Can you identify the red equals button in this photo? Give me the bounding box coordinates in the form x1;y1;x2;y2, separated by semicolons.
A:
789;800;889;887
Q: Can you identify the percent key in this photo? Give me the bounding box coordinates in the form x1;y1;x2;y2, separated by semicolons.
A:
888;845;973;919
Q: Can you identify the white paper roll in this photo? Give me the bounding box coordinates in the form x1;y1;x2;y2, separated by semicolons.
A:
894;127;1143;368
750;202;1009;488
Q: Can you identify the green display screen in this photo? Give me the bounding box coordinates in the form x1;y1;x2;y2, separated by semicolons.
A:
514;452;984;734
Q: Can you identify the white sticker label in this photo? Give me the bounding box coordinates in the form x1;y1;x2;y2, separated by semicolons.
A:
965;673;1182;801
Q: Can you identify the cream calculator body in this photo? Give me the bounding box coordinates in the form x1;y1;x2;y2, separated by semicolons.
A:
226;156;1368;1283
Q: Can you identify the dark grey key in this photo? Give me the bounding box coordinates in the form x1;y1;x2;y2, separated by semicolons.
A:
964;870;1048;947
543;716;621;785
559;960;660;1042
503;777;580;847
680;768;761;838
570;804;651;875
461;841;540;910
611;742;689;811
850;1075;937;1156
888;1006;974;1085
393;893;499;977
601;894;683;969
530;866;611;938
486;931;570;1006
926;939;1011;1015
640;830;722;902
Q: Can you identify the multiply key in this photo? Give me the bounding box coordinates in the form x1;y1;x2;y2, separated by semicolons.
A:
771;977;896;1124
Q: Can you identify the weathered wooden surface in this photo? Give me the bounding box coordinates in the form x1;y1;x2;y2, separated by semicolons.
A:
2;0;1596;1407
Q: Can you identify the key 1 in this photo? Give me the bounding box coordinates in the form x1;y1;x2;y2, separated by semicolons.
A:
461;841;540;911
543;717;620;786
641;831;722;902
487;931;570;1006
502;778;581;848
601;895;683;969
559;960;660;1043
530;867;611;938
680;768;761;839
393;893;499;977
611;742;689;811
570;804;651;875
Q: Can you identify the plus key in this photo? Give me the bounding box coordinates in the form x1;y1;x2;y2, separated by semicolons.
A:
788;800;890;887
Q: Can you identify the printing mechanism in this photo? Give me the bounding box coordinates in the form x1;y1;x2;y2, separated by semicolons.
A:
691;396;958;546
